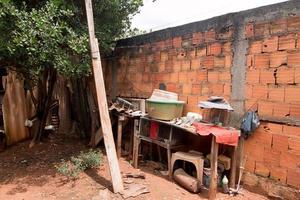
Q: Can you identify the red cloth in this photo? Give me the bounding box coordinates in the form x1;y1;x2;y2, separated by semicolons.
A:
150;121;159;139
192;123;239;146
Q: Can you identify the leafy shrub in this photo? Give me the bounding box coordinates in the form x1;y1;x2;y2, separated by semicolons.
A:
56;149;102;178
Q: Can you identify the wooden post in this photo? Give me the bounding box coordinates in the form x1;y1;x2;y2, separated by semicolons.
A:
229;145;238;188
209;136;219;200
117;115;125;158
132;119;140;168
84;0;123;193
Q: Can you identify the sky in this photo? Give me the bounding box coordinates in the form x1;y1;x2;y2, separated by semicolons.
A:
131;0;287;32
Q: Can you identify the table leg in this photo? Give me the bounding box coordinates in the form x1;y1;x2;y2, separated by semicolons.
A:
209;136;219;200
167;147;172;179
117;116;123;158
230;145;238;189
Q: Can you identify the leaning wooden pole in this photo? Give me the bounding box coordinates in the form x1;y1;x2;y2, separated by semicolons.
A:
84;0;123;193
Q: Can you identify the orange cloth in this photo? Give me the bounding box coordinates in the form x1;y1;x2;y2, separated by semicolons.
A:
192;123;239;146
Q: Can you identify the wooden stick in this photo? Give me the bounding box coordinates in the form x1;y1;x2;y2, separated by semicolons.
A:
84;0;123;193
117;116;125;158
209;136;219;200
229;145;238;189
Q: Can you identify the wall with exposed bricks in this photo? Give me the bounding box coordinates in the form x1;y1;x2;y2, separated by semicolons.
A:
105;0;300;193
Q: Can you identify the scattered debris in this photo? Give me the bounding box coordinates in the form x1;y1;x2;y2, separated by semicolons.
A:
122;172;145;179
121;183;150;199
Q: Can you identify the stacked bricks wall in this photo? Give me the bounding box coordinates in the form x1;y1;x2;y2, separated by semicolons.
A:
244;16;300;189
113;28;233;114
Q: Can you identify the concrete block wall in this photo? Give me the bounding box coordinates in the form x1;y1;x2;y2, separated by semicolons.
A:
105;0;300;194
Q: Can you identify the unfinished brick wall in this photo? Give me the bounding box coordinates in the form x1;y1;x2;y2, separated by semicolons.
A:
109;1;300;193
112;27;233;114
244;16;300;189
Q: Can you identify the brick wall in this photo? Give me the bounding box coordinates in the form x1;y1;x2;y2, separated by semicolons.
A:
244;16;300;189
107;1;300;192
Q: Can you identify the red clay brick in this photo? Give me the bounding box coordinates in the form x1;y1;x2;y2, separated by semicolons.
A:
173;60;181;72
197;70;208;82
280;151;300;169
245;99;258;111
245;159;255;173
287;16;300;31
272;134;289;152
167;83;180;93
287;51;300;67
260;69;274;84
254;126;273;147
222;42;232;54
270;18;287;34
142;73;151;83
196;46;207;57
182;84;191;94
288;137;300;152
219;71;231;82
173;37;182;48
245;84;253;98
244;142;264;161
186;71;198;84
246;69;260;83
285;87;300;103
181;60;191;71
255;22;270;37
270;167;287;184
283;125;300;137
295;68;300;83
160;51;168;62
178;72;188;83
253;85;268;99
225;55;232;68
223;83;231;96
169;72;179;83
274;103;289;118
276;67;295;84
192;32;204;45
207;42;222;56
264;147;281;166
287;169;300;188
266;122;283;135
254;54;270;69
262;36;278;52
203;56;214;69
178;95;188;102
270;51;287;68
247;55;253;67
245;22;254;38
217;26;233;40
158;62;165;72
211;84;224;95
201;85;210;96
278;34;296;50
298;33;300;49
191;84;202;95
258;101;273;116
249;41;262;54
255;162;270;177
187;95;198;106
207;71;219;83
191;58;201;70
214;56;225;68
204;29;216;42
268;86;284;102
290;103;300;118
189;48;196;58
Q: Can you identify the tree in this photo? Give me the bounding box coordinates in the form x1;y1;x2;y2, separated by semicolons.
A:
0;0;143;146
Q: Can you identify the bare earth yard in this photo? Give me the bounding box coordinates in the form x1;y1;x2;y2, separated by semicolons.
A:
0;134;268;200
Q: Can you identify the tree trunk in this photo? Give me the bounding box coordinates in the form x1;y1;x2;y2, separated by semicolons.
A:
30;66;57;147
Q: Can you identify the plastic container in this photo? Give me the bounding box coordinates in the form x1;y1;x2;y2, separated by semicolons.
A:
146;99;185;120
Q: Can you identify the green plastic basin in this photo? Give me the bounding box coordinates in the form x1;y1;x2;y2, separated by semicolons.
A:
146;99;185;120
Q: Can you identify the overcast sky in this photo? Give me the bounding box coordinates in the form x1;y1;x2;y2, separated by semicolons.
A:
131;0;287;32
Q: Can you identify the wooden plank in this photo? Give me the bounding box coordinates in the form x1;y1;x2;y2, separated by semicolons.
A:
229;145;238;189
209;136;219;200
84;0;123;193
117;116;125;158
133;119;140;168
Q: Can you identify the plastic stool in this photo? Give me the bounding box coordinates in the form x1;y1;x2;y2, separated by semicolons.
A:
170;151;204;184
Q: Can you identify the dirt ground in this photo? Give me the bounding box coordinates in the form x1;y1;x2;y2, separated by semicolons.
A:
0;134;268;200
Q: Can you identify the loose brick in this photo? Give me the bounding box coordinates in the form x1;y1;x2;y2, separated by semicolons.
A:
287;169;300;188
288;137;300;152
249;41;262;54
191;58;201;70
272;134;289;152
276;67;295;84
270;167;287;184
207;71;219;83
255;22;270;37
246;69;260;83
290;103;300;118
262;36;278;52
173;37;182;48
270;51;287;68
268;86;284;102
207;42;222;56
258;101;273;116
191;84;202;95
203;56;214;69
283;125;300;137
285;87;300;103
181;60;191;71
254;54;270;69
204;29;216;42
278;34;296;50
245;22;254;38
264;147;281;166
253;85;268;99
273;103;290;118
192;32;203;45
260;69;274;84
255;162;270;177
287;16;300;31
270;19;287;34
287;51;300;67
